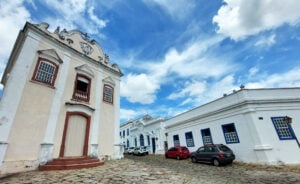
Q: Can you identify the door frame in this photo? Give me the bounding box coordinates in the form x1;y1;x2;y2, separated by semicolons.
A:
151;138;156;153
59;111;91;157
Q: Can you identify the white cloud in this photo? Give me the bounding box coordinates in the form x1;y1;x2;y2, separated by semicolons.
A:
0;0;31;78
45;0;87;19
167;75;237;107
213;0;300;40
120;73;159;104
179;98;193;106
120;108;142;122
44;0;107;34
88;7;107;28
246;68;300;88
248;67;259;77
207;75;237;100
143;0;196;20
121;36;234;105
147;36;232;80
255;34;276;47
168;80;206;100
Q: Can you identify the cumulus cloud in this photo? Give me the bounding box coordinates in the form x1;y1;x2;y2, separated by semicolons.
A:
120;73;160;104
0;0;31;78
213;0;300;40
168;80;206;100
121;36;234;105
148;36;232;79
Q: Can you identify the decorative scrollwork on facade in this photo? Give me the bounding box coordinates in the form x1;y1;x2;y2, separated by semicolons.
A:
80;42;94;55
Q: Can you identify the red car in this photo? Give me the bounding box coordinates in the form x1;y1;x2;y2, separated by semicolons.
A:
165;146;190;160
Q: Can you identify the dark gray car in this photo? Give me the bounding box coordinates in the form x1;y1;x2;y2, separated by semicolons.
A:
190;144;235;166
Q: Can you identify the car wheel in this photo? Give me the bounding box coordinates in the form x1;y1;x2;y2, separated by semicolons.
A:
213;159;220;166
191;157;197;163
176;155;180;160
165;154;168;159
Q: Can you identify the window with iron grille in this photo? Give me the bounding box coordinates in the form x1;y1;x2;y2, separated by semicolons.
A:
271;117;295;140
32;58;58;86
173;135;180;146
185;131;195;147
222;123;240;144
103;84;114;104
201;128;213;145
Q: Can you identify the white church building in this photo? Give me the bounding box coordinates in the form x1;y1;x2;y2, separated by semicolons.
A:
164;87;300;164
0;22;123;175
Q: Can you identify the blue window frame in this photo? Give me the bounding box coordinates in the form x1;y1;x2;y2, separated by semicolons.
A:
140;134;144;146
173;135;180;146
134;138;137;147
222;123;240;144
185;131;195;147
127;139;130;147
201;128;213;145
271;117;295;140
123;130;125;137
127;128;129;136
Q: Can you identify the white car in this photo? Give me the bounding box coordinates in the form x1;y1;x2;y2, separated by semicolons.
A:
133;146;149;156
126;147;135;154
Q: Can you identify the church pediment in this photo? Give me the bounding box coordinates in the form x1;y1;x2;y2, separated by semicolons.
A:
37;49;63;64
33;22;123;76
103;76;115;86
75;64;94;78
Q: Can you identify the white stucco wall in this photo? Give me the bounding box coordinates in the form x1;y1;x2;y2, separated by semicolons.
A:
165;88;300;165
120;116;166;154
0;22;122;175
0;30;41;172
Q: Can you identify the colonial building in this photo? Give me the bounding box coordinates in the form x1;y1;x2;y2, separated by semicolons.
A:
0;22;122;175
120;115;166;154
165;87;300;164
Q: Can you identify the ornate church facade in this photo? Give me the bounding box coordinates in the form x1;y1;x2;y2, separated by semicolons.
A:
0;22;122;175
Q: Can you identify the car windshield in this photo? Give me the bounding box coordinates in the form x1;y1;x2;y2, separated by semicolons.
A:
218;145;231;152
181;147;188;151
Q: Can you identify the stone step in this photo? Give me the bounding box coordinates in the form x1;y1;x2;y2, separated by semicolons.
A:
39;157;104;171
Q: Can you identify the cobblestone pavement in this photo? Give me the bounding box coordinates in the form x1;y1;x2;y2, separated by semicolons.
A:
1;155;300;184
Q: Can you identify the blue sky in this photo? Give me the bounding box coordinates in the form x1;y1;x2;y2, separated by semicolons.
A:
1;0;300;123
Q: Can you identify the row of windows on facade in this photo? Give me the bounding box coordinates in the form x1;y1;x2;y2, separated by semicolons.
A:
32;58;114;104
173;117;297;147
120;128;130;137
122;134;152;148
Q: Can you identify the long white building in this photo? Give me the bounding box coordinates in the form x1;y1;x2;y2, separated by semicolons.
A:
164;87;300;164
120;115;166;154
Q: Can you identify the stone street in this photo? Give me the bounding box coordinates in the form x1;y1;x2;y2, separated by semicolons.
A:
1;155;300;184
